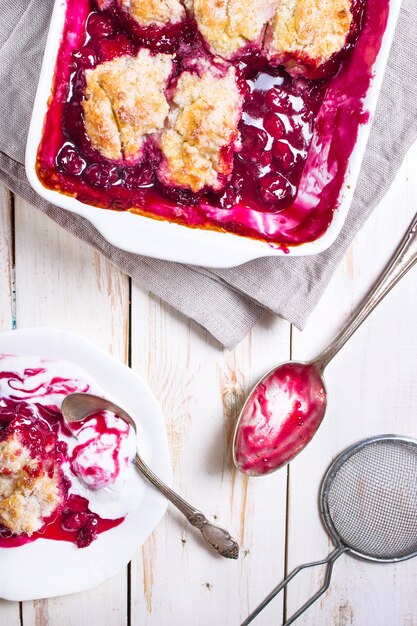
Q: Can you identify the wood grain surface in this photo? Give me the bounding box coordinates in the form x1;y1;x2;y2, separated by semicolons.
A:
0;140;416;625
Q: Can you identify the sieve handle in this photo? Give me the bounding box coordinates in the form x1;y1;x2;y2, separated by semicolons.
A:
313;212;417;372
241;545;347;626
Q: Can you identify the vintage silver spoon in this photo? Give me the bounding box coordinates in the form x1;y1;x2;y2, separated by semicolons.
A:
233;212;417;477
61;392;239;559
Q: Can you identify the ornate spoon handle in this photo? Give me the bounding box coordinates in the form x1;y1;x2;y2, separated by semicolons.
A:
314;212;417;371
134;454;239;559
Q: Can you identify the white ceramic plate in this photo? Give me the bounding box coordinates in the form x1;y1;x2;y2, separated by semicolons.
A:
0;327;171;602
25;0;402;267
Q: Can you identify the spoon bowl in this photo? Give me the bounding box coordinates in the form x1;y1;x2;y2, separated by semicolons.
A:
62;392;137;434
233;362;327;476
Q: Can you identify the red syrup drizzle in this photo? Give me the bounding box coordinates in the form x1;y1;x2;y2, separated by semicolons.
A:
0;368;90;400
0;368;124;549
234;363;327;476
36;0;389;248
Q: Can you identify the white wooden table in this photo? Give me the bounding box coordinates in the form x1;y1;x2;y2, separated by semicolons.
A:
1;141;417;626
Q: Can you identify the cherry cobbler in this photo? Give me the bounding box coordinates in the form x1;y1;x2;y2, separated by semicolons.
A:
0;425;65;537
0;356;140;549
36;0;389;248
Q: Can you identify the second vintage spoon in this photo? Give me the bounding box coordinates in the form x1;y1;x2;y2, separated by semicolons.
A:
62;392;239;559
233;212;417;476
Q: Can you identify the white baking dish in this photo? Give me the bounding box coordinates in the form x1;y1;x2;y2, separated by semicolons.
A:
25;0;402;268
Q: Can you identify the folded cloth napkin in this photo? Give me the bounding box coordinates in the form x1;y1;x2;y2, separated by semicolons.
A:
1;0;417;348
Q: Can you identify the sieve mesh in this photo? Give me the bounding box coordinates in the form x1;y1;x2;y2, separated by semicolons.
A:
323;439;417;560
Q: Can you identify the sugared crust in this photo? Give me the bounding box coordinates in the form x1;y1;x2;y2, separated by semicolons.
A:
0;434;62;536
159;64;243;192
191;0;276;59
118;0;186;26
83;50;173;161
83;73;122;161
265;0;352;72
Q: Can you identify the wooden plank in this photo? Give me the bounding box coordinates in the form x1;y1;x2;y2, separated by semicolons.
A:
286;141;417;625
129;290;290;625
0;184;14;331
12;199;130;626
0;186;21;625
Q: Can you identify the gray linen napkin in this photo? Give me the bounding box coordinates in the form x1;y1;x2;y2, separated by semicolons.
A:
1;0;416;348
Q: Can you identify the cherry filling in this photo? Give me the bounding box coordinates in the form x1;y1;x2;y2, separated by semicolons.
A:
61;494;101;548
36;0;388;247
0;398;123;549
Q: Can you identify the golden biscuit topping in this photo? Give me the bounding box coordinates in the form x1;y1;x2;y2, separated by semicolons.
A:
0;433;63;536
83;50;173;161
265;0;352;73
83;73;122;161
158;64;243;192
118;0;186;26
191;0;276;59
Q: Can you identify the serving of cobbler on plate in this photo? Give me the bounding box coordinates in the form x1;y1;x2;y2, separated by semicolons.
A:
0;355;141;550
35;0;389;248
0;329;170;601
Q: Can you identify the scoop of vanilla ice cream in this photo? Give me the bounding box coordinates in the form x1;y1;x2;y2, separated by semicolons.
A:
66;410;143;519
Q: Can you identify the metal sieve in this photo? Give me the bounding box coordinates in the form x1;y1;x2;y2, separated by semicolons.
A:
242;434;417;626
